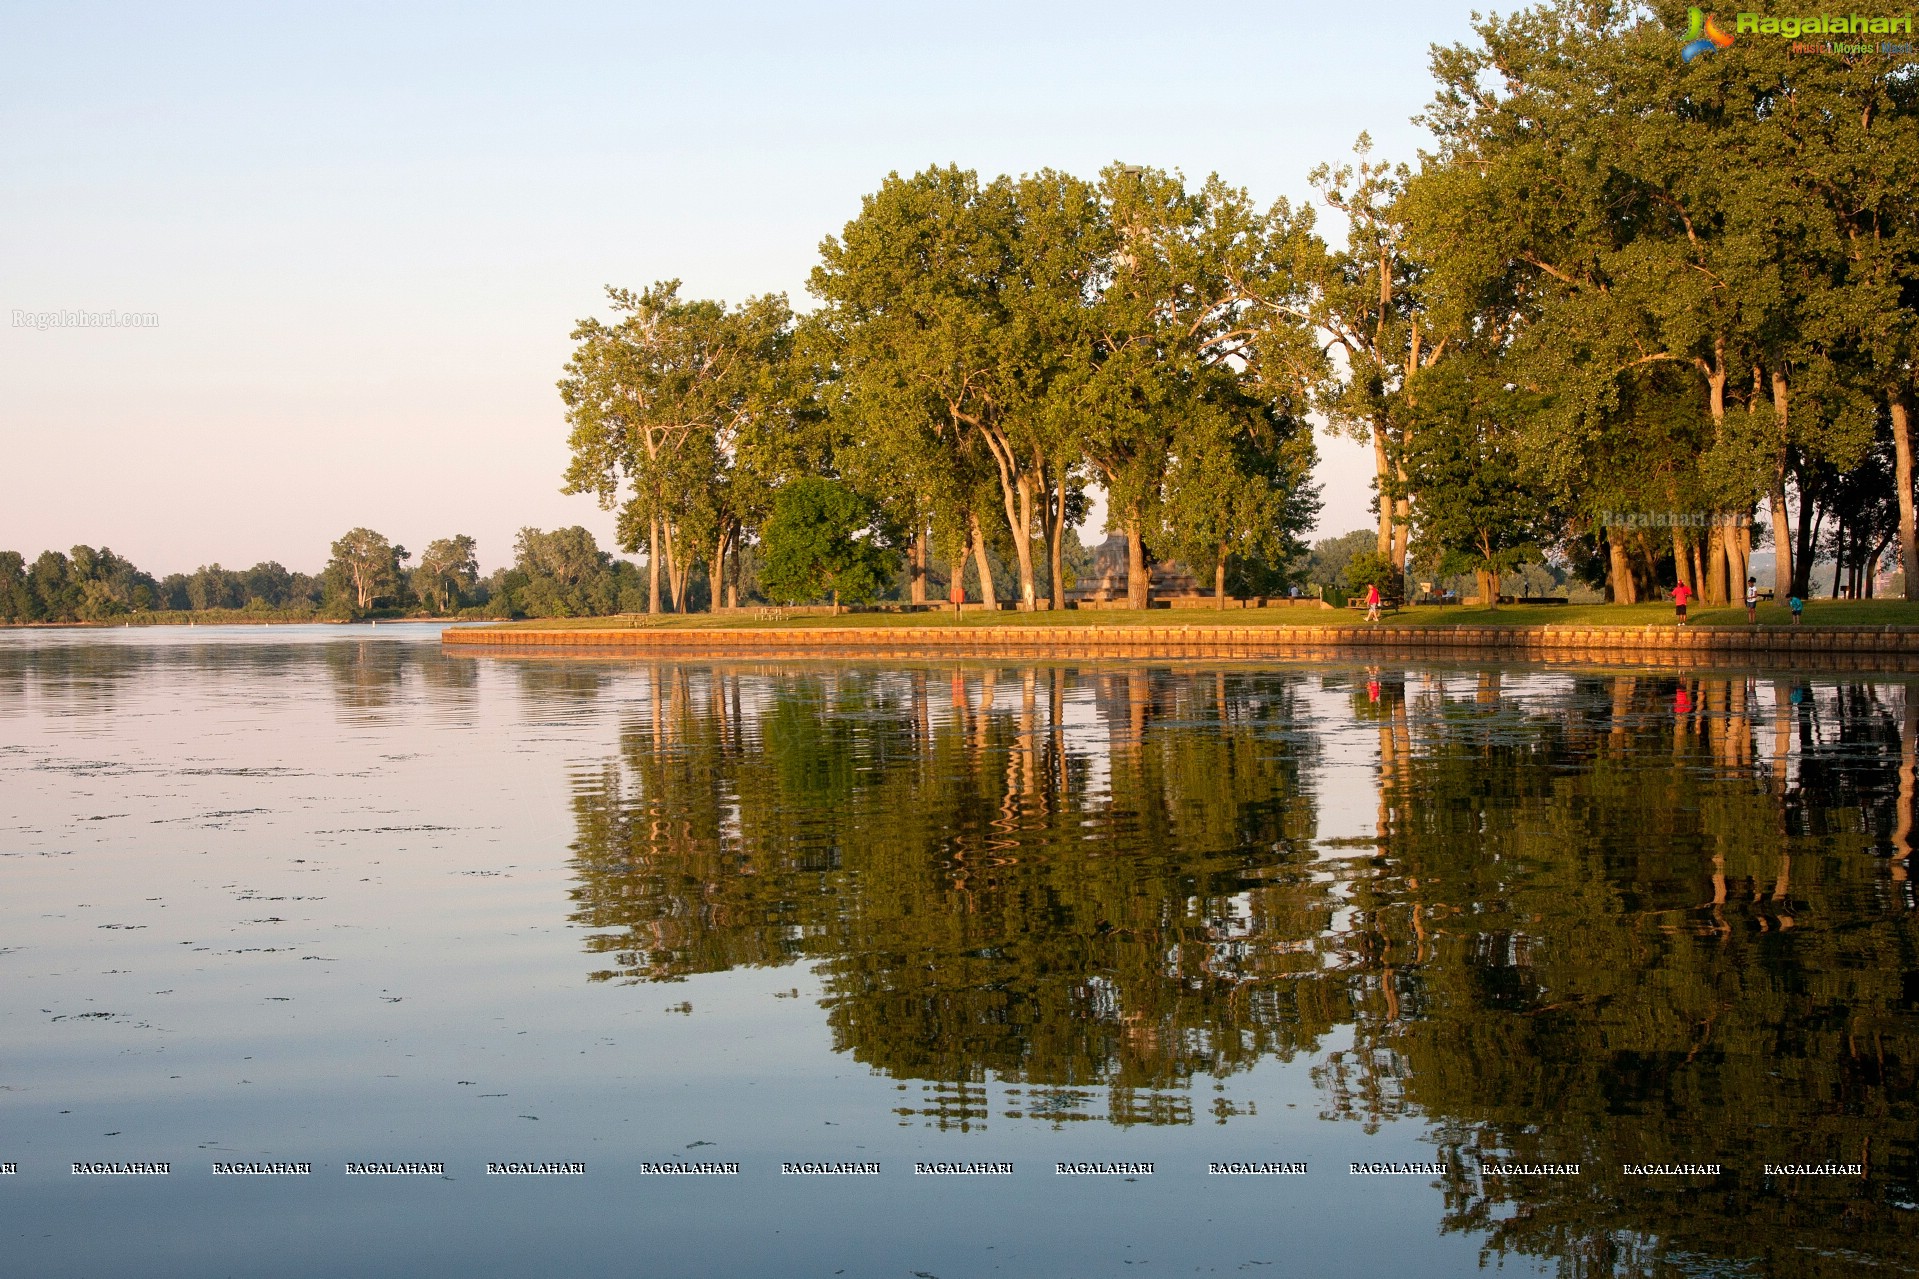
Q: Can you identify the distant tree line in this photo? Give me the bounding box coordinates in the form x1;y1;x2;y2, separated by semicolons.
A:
0;526;663;624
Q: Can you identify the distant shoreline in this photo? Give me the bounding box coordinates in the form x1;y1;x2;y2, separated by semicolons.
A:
0;615;464;629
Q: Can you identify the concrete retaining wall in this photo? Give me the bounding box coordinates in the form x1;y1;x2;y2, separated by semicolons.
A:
442;623;1919;668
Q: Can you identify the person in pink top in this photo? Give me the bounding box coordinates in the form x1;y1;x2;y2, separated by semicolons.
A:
1672;580;1692;625
1365;581;1381;622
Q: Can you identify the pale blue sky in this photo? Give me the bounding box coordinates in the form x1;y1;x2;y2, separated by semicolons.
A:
1;1;1493;574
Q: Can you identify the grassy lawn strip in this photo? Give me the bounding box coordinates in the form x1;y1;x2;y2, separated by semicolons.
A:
466;600;1919;632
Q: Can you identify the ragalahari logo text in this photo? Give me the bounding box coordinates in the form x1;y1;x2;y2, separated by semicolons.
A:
1681;7;1737;58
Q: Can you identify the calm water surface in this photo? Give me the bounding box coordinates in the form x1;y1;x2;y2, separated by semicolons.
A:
2;625;1916;1277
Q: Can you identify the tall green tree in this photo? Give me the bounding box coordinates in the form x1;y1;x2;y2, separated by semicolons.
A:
757;476;895;609
810;166;1059;609
1157;384;1320;606
1309;138;1456;577
413;535;479;614
0;551;33;622
1074;164;1324;607
495;526;647;618
325;528;407;614
1402;355;1561;607
561;282;800;614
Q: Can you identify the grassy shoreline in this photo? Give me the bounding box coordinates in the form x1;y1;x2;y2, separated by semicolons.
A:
16;600;1919;633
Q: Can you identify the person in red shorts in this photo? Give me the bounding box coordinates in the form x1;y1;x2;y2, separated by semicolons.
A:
1672;580;1692;625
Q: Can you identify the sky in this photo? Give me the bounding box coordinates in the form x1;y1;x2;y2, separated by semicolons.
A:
0;1;1494;576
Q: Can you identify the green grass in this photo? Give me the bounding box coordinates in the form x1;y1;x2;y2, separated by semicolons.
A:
466;599;1919;632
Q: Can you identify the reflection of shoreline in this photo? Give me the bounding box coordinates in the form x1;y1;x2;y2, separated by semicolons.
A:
448;624;1919;669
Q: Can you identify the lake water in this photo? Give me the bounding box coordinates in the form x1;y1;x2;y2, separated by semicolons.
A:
3;624;1916;1277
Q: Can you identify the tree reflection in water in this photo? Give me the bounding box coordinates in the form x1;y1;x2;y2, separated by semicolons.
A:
568;665;1335;1127
565;662;1919;1275
1326;670;1919;1277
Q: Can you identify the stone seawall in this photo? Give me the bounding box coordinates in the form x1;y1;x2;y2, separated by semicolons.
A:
443;624;1919;669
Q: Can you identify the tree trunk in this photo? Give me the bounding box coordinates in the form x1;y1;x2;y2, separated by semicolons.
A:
968;514;998;609
726;535;738;609
1702;338;1729;605
1771;372;1794;598
1723;517;1747;604
1374;430;1394;557
1125;509;1150;610
1705;520;1728;606
1391;483;1412;573
949;539;970;608
663;522;684;613
1033;453;1057;611
977;424;1042;610
1608;537;1637;604
910;526;928;605
1011;474;1038;610
1737;520;1752;599
1475;568;1495;609
1673;528;1694;594
1633;534;1658;602
1796;491;1819;600
1215;546;1228;610
648;516;662;615
1894;395;1916;601
1049;471;1068;612
711;524;730;614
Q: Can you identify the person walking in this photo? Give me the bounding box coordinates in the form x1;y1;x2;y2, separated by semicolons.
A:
1745;576;1759;624
1789;593;1804;625
1672;580;1692;625
1365;581;1381;623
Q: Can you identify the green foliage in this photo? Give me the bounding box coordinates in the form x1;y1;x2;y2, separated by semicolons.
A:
560;281;807;613
324;528;409;615
413;535;480;614
757;477;895;606
1404;0;1919;600
1157;386;1321;597
0;540;434;625
496;526;646;618
1343;550;1399;594
0;545;162;622
1299;529;1376;590
0;551;31;621
1402;355;1561;601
